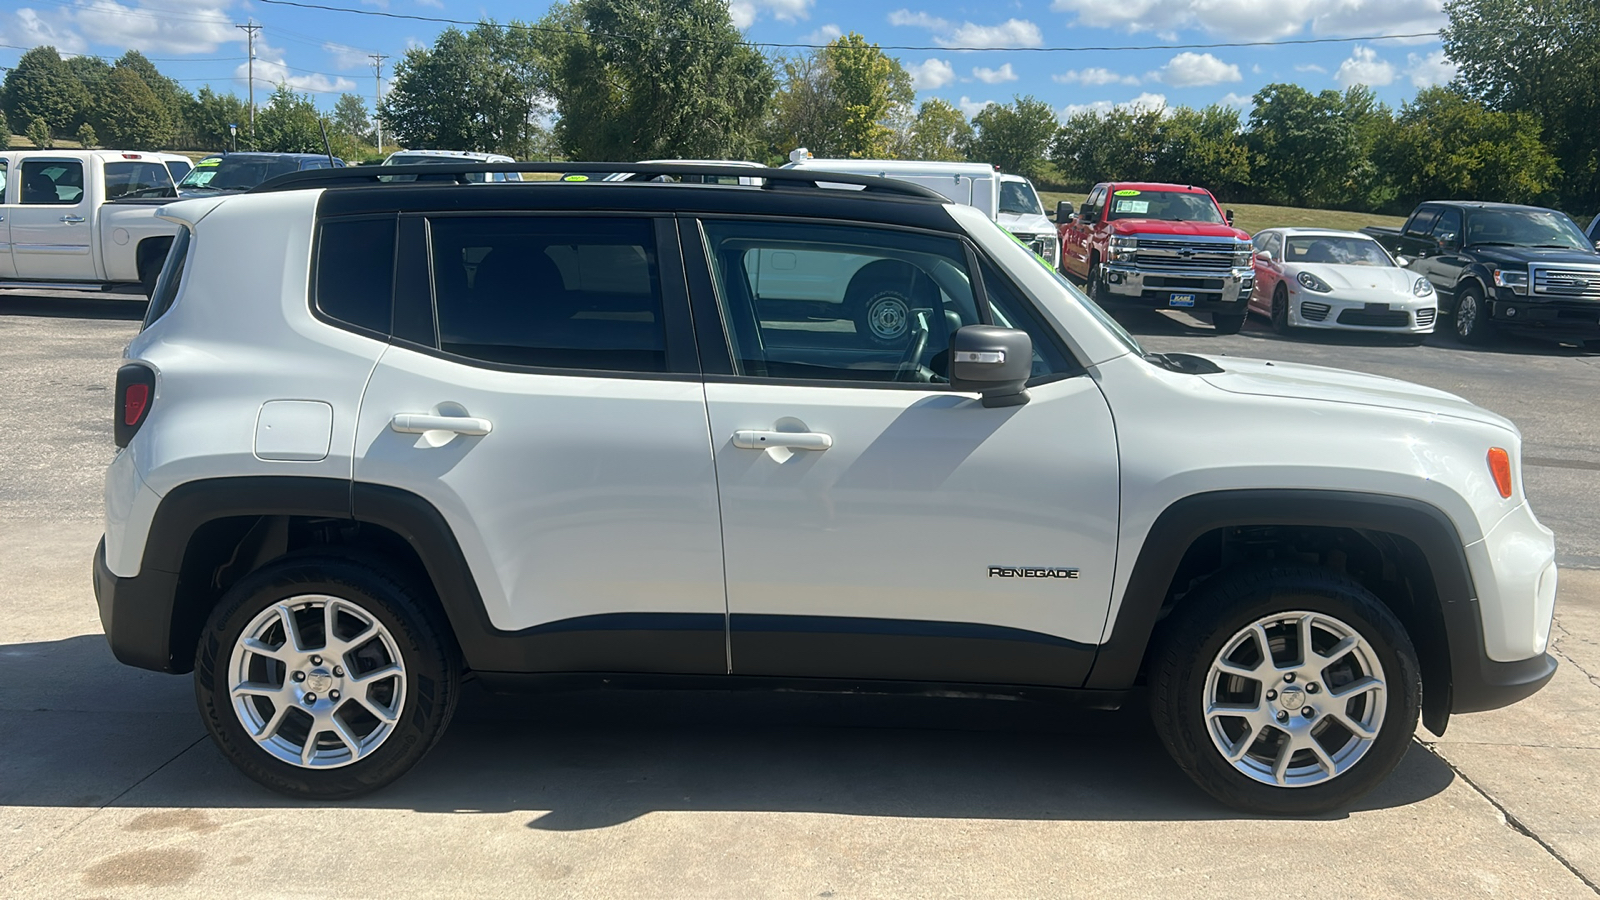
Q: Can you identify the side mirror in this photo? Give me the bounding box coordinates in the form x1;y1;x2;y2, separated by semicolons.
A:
950;325;1032;408
1225;209;1235;226
1055;200;1075;223
1394;255;1411;267
1592;240;1599;252
1254;250;1272;263
1079;202;1094;220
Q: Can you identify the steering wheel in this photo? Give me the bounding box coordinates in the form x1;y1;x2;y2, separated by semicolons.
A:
893;309;933;382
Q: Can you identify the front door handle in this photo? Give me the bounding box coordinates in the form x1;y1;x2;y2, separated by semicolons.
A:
390;413;493;436
733;430;832;451
60;215;86;224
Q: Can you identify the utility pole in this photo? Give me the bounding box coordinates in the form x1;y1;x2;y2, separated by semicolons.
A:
237;22;262;147
369;53;388;152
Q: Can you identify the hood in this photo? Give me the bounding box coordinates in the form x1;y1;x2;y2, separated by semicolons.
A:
1197;357;1515;430
997;210;1053;236
1468;244;1600;268
1290;263;1415;293
1112;219;1247;239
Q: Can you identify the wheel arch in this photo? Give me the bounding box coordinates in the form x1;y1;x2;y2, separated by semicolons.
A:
1085;489;1484;734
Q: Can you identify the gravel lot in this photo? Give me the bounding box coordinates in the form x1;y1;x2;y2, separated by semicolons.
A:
1;291;1596;899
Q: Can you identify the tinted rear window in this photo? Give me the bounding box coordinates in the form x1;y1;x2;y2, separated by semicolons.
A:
315;217;397;335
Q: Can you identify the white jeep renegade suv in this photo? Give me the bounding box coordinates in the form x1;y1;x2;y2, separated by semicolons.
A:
96;163;1559;814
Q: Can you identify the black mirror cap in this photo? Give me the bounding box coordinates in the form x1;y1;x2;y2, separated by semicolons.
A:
1225;209;1235;226
949;325;1032;408
1055;200;1075;222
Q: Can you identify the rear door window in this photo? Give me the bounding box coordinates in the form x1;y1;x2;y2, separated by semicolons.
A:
20;160;84;204
315;217;397;336
426;216;668;372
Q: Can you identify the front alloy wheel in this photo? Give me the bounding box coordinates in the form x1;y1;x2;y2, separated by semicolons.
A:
1454;286;1495;345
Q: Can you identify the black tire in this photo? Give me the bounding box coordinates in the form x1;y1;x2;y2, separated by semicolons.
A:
1270;285;1293;335
1149;564;1421;816
1212;311;1247;335
1086;258;1109;306
850;284;914;348
195;555;461;799
1453;284;1496;346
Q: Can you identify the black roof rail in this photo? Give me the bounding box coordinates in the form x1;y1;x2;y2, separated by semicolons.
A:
250;161;950;202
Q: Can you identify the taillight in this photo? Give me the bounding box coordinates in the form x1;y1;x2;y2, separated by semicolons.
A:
1486;447;1513;499
115;363;156;448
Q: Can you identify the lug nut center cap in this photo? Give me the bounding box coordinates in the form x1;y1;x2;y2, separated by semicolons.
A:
1277;685;1306;709
304;669;334;694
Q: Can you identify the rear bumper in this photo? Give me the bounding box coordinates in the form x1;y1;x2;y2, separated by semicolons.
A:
1102;264;1253;309
94;537;183;673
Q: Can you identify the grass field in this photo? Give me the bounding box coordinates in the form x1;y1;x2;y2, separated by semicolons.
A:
1038;190;1406;238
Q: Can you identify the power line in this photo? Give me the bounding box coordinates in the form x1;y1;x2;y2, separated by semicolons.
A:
252;0;1442;53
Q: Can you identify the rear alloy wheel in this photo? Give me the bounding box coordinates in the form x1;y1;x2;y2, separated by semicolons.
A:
1270;285;1294;335
1150;565;1420;815
195;556;460;799
1453;285;1495;346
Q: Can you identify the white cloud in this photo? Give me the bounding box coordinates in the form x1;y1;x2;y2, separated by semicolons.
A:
1335;45;1396;87
907;57;955;90
29;0;238;56
730;0;811;28
1404;49;1457;87
958;96;995;118
1049;0;1445;43
1053;67;1139;86
1218;91;1253;111
1151;51;1241;87
2;8;89;54
324;43;373;71
415;0;443;7
891;9;1042;49
1062;91;1167;118
972;63;1017;84
804;23;841;43
1294;63;1326;73
239;41;358;95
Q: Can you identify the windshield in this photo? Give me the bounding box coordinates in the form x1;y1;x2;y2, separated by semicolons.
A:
999;180;1043;216
1465;210;1590;251
1107;189;1224;224
179;156;302;191
1284;236;1394;267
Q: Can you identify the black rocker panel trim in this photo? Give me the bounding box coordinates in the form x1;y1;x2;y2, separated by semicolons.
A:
730;614;1096;686
1084;489;1553;733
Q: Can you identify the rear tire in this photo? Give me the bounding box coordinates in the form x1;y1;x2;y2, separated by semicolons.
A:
194;555;461;799
1149;564;1421;815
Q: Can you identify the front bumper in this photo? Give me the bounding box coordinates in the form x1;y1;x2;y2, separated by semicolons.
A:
94;537;184;673
1102;264;1253;310
1286;289;1436;333
1487;289;1600;340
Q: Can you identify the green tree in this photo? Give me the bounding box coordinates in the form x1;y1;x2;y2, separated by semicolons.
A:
1376;86;1560;206
1246;83;1366;208
767;34;912;159
332;93;371;142
26;116;53;149
1154;104;1251;199
1443;0;1600;208
189;87;249;150
91;67;174;148
0;109;10;143
2;47;92;139
255;84;325;153
382;22;546;156
903;98;973;161
116;51;194;146
76;122;97;148
970;96;1060;181
538;0;775;160
1051;107;1165;187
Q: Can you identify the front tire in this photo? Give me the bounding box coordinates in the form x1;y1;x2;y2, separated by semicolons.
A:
1453;285;1496;346
1149;565;1421;815
195;556;461;799
1270;285;1294;335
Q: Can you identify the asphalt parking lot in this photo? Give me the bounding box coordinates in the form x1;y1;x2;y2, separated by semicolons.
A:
2;291;1597;898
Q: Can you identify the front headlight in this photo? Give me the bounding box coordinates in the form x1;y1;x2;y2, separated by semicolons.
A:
1297;271;1333;293
1413;276;1434;297
1109;236;1137;262
1233;241;1253;266
1492;268;1529;294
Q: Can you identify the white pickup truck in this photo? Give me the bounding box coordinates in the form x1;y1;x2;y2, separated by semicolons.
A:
0;150;185;295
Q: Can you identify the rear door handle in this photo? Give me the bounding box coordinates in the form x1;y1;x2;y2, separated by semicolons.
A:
733;430;832;451
390;413;493;436
60;215;86;224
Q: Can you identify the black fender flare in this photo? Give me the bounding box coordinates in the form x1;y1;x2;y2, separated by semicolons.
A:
1081;489;1506;734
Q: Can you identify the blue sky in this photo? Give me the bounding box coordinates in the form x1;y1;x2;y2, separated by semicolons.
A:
0;0;1457;120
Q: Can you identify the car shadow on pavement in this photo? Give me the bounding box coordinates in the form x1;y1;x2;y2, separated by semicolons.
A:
1;634;1457;827
0;293;147;321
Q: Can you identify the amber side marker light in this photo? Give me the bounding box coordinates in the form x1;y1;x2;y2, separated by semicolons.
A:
1487;448;1513;499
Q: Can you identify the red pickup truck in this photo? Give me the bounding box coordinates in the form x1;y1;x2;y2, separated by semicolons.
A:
1056;182;1255;333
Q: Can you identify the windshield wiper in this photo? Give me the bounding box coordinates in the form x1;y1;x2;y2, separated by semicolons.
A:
1532;244;1580;249
1466;240;1516;247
